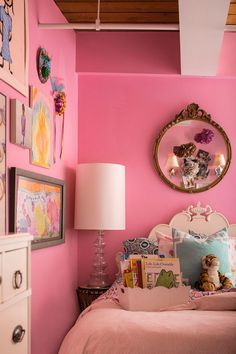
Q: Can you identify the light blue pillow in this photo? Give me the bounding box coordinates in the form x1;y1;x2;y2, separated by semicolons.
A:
172;228;231;287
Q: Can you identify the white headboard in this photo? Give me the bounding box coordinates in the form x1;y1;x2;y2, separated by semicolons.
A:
149;202;236;240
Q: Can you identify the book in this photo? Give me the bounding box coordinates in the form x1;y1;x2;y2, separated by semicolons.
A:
129;258;141;288
142;258;181;289
121;255;182;289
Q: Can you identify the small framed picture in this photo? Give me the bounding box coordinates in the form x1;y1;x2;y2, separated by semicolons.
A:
9;167;66;250
196;149;211;163
10;99;32;148
182;175;196;189
0;93;6;234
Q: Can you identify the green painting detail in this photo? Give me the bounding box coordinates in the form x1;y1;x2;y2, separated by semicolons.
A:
155;269;179;289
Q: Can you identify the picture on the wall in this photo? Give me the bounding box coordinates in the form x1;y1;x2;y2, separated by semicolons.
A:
10;99;32;148
30;86;51;168
0;0;29;96
0;93;6;234
9;167;66;250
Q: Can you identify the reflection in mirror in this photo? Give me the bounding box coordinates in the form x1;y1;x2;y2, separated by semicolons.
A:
153;103;231;193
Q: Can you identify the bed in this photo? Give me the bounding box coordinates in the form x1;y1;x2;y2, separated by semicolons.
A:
59;203;236;354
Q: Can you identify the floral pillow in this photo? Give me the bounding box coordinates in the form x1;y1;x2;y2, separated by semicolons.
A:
173;228;232;287
155;231;174;258
123;237;158;255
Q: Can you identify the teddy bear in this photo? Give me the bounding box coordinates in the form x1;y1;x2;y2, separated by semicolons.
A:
197;254;233;291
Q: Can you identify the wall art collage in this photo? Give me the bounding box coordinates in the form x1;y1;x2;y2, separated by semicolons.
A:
0;0;66;248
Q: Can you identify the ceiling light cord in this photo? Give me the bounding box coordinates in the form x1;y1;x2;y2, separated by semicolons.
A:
95;0;101;31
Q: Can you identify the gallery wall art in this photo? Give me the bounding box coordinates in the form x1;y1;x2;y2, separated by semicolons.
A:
37;47;51;84
10;99;32;148
51;76;66;163
30;86;51;168
0;0;29;96
9;167;65;250
0;93;6;234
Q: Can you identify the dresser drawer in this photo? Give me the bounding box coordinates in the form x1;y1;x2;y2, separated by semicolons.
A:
0;297;29;354
2;248;27;302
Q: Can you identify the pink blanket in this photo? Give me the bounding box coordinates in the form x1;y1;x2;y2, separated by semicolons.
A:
59;290;236;354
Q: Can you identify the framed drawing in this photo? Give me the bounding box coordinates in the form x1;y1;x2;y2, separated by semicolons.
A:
0;0;29;96
30;86;51;168
10;99;32;148
0;93;6;234
9;167;66;250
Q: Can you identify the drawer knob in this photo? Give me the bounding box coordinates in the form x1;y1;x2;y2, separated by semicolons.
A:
13;270;23;289
12;325;25;343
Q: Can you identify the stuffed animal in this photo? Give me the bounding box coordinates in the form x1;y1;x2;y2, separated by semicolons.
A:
197;254;233;291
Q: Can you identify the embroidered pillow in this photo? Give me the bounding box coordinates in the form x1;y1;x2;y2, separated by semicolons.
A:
155;231;174;258
189;229;236;285
189;229;227;240
172;228;232;287
228;238;236;282
123;238;158;255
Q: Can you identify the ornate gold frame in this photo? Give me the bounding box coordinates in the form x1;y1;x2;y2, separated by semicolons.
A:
153;103;232;193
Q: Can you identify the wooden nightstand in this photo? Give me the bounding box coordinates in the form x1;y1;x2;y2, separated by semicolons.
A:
77;285;110;312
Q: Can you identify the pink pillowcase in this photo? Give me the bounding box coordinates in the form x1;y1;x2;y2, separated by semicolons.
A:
155;231;174;257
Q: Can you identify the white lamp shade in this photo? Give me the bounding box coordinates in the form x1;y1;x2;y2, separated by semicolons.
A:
166;153;179;169
213;153;226;167
74;163;125;230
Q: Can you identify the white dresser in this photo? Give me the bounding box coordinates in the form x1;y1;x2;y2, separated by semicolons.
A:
0;234;33;354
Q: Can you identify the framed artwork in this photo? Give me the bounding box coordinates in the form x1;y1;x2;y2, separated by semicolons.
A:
9;167;66;250
30;86;51;168
0;93;6;234
10;99;32;148
0;0;29;96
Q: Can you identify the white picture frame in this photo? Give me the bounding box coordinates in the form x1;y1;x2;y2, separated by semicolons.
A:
0;0;29;96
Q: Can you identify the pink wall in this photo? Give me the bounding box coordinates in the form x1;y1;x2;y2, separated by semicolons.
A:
76;32;180;74
76;32;236;286
76;31;236;76
1;1;79;353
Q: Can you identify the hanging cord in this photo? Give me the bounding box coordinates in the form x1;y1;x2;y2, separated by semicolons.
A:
95;0;101;31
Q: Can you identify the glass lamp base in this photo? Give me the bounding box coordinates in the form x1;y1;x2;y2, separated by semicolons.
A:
89;274;109;288
88;230;109;288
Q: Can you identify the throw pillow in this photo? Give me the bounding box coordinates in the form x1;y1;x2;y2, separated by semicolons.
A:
155;231;174;258
189;229;236;286
123;237;158;255
172;228;232;287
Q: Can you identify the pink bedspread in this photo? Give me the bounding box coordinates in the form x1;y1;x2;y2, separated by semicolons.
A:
59;288;236;354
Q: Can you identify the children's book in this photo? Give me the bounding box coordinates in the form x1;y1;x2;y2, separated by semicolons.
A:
129;258;143;288
142;257;181;289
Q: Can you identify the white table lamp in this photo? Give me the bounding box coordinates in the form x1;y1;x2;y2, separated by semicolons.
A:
213;153;226;176
166;153;179;177
74;163;125;288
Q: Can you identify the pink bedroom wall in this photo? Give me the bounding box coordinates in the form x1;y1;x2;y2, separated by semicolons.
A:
76;32;180;74
76;32;236;287
0;0;79;353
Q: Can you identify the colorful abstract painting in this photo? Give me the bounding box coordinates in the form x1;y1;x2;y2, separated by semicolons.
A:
9;168;65;249
10;99;32;148
0;93;6;234
30;86;51;168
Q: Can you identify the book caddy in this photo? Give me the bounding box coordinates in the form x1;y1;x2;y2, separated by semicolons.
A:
118;256;191;311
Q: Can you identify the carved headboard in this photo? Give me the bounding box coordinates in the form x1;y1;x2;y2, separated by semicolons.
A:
148;202;236;240
115;203;236;281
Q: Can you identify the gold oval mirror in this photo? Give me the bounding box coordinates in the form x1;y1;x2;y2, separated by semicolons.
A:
153;103;232;193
